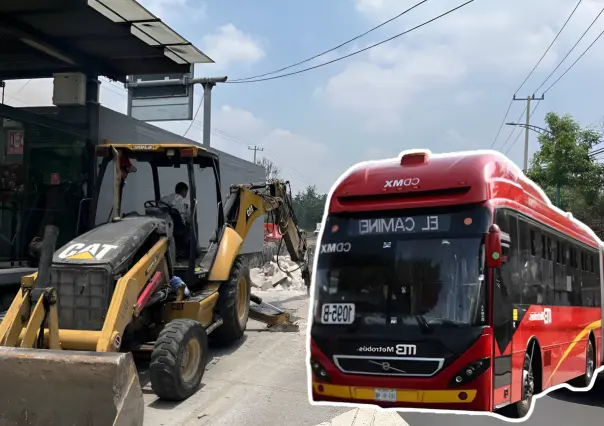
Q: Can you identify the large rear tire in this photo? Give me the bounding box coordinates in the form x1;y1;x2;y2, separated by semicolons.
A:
211;257;251;346
150;319;209;401
571;339;595;388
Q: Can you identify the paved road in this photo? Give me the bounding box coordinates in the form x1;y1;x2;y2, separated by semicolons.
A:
400;376;604;426
142;288;348;426
142;290;604;425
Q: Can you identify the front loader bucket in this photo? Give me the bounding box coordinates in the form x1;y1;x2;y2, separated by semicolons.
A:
0;347;144;426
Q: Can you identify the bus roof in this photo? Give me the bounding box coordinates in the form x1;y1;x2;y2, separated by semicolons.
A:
330;149;602;248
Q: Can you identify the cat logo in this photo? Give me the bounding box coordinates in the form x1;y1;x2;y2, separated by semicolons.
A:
245;204;259;223
58;243;118;261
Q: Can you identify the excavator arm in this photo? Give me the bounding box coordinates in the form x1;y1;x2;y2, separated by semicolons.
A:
222;179;311;288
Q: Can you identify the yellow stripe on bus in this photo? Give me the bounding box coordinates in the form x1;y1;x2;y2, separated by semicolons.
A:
545;319;601;386
312;382;477;403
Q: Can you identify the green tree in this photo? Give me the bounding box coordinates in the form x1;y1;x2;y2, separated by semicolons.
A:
527;112;603;210
292;185;327;231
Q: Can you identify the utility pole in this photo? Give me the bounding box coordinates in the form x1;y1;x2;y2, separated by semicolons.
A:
513;94;545;171
248;145;264;163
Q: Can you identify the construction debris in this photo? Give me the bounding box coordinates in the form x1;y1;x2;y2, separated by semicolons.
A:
249;255;308;292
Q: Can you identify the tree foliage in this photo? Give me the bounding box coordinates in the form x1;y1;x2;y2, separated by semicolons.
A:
291;185;327;231
527;112;604;237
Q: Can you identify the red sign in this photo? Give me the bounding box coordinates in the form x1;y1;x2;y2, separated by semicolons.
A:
50;173;61;186
6;130;24;155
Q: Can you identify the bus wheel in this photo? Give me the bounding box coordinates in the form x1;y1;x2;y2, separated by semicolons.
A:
571;339;595;388
507;351;535;419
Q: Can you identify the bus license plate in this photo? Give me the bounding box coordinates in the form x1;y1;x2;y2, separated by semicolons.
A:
375;388;397;402
321;303;355;324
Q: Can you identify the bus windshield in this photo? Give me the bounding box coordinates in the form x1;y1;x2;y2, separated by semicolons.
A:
314;205;491;332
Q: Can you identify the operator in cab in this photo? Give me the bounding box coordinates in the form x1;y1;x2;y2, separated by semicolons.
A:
161;182;190;226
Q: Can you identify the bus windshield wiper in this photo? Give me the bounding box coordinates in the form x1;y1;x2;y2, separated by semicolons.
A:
414;314;432;333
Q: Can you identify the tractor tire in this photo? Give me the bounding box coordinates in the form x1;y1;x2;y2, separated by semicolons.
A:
211;257;251;346
149;319;209;401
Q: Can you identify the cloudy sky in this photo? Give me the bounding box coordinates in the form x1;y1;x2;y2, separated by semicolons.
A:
4;0;604;194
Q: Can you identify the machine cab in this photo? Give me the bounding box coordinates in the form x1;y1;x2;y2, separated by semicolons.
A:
91;143;225;285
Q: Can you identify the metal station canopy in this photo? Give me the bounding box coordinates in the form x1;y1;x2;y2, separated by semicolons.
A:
0;0;214;82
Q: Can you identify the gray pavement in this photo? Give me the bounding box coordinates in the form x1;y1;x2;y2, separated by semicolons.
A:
400;377;604;426
142;289;604;425
142;289;348;426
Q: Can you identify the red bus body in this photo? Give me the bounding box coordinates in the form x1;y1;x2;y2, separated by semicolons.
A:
309;150;603;415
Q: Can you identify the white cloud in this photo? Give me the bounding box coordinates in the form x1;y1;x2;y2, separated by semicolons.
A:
201;24;266;69
192;105;337;193
318;0;604;130
139;0;206;24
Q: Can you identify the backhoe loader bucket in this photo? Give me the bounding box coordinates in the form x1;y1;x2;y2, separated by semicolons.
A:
0;347;144;426
249;294;299;331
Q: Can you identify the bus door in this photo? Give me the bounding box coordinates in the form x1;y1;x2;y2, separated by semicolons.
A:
491;226;515;410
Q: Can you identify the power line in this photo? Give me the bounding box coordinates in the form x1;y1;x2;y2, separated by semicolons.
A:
229;0;430;82
499;106;527;153
504;100;542;156
183;90;203;137
543;26;604;94
225;0;477;84
533;4;604;94
518;0;583;94
490;0;582;149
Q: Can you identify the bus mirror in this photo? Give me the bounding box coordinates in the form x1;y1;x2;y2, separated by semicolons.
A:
485;224;503;269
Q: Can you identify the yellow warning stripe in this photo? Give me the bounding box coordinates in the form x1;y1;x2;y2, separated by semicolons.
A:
312;382;477;403
545;319;601;386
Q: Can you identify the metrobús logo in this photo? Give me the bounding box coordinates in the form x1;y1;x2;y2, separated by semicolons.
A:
357;344;417;356
529;308;552;324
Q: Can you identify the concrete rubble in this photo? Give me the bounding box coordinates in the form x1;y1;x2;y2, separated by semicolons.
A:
249;255;307;292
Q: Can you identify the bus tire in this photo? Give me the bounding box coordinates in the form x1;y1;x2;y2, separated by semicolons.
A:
571;338;595;388
505;351;536;419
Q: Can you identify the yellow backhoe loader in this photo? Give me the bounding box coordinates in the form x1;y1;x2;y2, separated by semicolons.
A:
0;142;311;426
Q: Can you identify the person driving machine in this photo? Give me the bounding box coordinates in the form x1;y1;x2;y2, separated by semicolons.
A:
161;182;190;226
160;182;192;259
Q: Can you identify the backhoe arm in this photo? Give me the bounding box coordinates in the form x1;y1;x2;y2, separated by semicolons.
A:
223;180;311;284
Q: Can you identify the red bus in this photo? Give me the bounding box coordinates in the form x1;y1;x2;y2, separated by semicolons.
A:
308;149;603;419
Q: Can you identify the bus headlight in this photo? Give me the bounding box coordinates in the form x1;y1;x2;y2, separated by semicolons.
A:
449;357;490;388
310;358;331;382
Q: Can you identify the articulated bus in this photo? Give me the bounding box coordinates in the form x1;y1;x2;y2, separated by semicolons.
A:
308;150;603;419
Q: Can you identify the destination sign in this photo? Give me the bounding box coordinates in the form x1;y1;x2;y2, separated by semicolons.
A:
348;214;451;236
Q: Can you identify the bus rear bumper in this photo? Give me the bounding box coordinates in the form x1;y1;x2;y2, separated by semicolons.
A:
311;382;489;411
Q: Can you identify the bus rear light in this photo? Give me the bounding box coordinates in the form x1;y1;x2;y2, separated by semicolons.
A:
449;357;490;388
458;391;468;400
310;358;331;382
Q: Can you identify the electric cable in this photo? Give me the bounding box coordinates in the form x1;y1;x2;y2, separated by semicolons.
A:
225;0;477;84
533;4;604;94
229;0;430;82
490;0;582;149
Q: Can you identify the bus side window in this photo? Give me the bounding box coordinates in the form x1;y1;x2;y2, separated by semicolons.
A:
494;208;508;234
505;214;521;303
